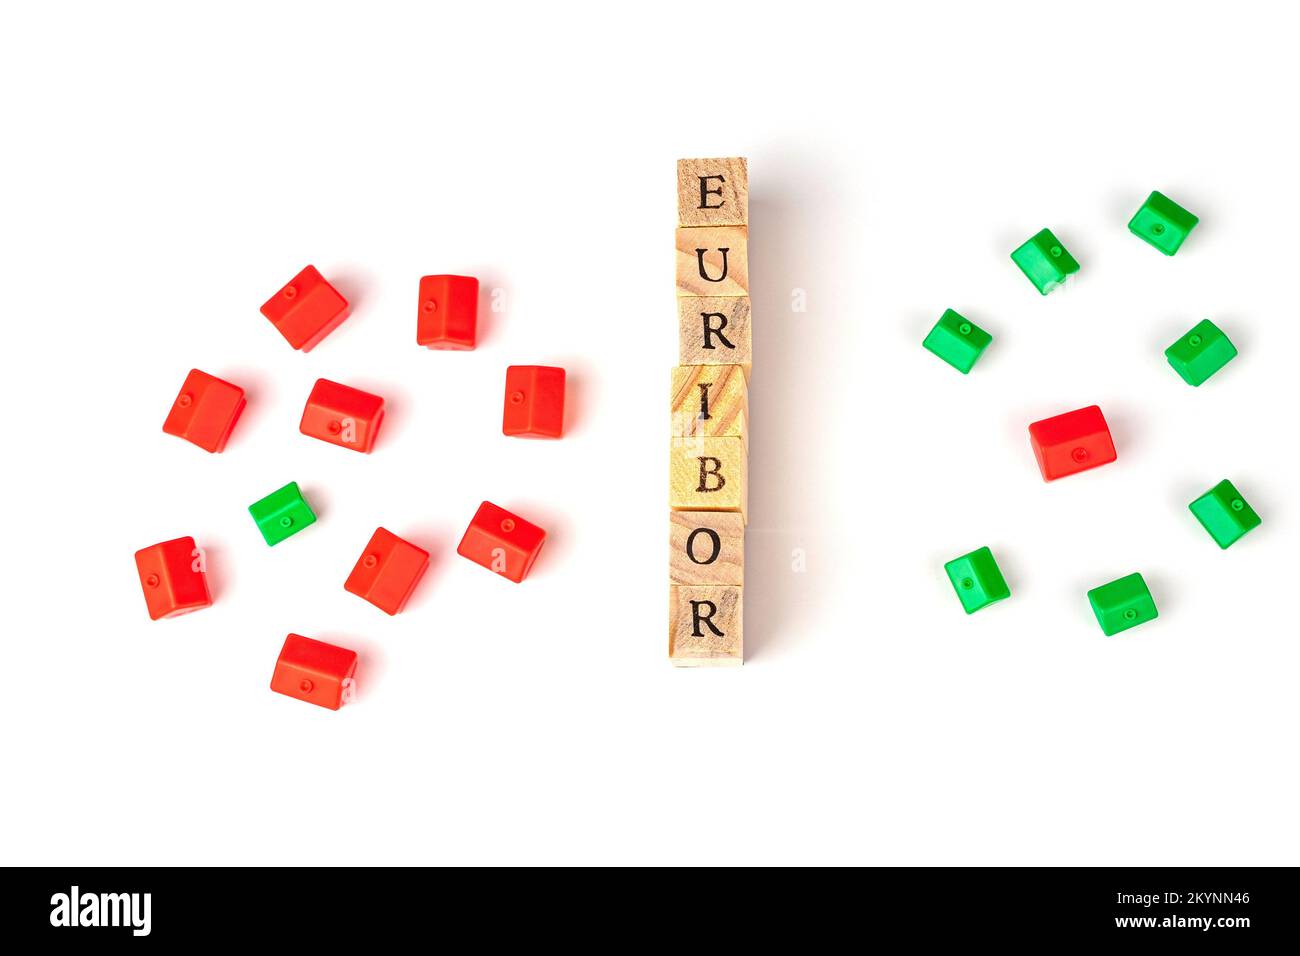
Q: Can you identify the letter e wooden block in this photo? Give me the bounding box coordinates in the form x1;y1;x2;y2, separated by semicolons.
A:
671;365;747;442
677;157;748;227
669;585;742;666
670;511;744;586
676;226;748;297
669;436;747;521
678;296;752;376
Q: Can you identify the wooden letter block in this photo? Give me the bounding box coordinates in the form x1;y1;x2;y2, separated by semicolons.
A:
675;226;748;297
678;296;751;375
669;585;742;666
670;511;744;586
671;365;747;442
669;436;747;522
677;157;748;227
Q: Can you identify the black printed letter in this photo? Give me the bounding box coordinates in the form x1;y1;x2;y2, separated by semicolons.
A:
697;457;725;492
696;382;712;421
685;527;722;565
701;312;735;350
695;247;730;283
698;174;726;210
690;600;724;637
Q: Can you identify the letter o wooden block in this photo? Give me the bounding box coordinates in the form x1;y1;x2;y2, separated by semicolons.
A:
669;511;744;586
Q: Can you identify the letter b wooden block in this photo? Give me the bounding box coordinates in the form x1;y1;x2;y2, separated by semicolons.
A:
669;585;742;666
669;437;747;522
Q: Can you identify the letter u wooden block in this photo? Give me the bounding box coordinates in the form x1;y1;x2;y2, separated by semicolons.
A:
669;585;742;666
675;227;749;297
669;437;747;522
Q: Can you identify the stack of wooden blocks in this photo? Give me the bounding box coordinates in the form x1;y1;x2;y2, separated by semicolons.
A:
669;157;751;666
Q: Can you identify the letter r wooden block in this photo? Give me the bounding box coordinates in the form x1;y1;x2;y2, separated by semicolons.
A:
671;365;747;443
669;585;742;666
676;227;748;297
669;437;747;522
678;296;751;376
677;157;748;227
670;511;744;586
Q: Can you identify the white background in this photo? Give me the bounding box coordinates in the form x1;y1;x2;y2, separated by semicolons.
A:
2;1;1296;866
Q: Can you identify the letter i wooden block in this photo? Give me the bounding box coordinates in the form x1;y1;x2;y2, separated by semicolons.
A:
671;365;748;442
671;158;749;666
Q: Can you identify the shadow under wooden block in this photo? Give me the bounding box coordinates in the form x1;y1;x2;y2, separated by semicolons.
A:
678;296;751;376
670;511;744;586
670;364;747;443
669;585;742;666
669;436;747;522
676;226;748;297
677;157;748;227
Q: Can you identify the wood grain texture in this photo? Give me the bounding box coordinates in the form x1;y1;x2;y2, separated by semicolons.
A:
671;364;747;443
677;157;748;227
669;436;747;522
669;585;742;665
669;511;744;586
675;226;748;297
678;296;751;375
